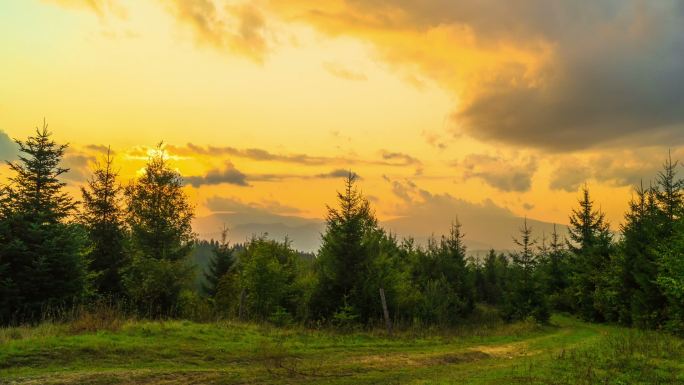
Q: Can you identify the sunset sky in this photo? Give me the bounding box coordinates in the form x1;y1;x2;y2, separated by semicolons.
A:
1;0;683;250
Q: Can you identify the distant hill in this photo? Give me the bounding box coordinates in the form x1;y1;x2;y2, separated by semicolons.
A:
194;213;324;252
193;211;568;254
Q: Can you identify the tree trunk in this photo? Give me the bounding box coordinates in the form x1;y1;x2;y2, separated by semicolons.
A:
379;288;393;337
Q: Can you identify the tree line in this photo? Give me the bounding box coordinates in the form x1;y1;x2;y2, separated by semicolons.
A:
0;123;683;334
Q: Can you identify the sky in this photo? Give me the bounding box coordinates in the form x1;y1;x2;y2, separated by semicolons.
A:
1;0;683;250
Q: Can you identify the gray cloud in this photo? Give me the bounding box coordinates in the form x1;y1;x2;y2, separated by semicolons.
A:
380;150;421;166
385;179;568;250
84;144;115;155
292;0;684;151
456;153;537;192
205;196;302;217
168;143;421;167
63;152;96;182
549;162;591;192
185;164;362;187
549;149;684;192
169;143;333;165
0;131;19;161
447;1;684;150
315;169;360;179
185;161;249;187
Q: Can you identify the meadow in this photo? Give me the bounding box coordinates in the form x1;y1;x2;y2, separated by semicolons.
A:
1;312;683;385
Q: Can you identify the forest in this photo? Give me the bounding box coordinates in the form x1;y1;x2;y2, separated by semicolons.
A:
1;123;683;337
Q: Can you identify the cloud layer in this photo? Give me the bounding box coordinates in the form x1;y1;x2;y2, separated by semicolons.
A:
457;153;537;192
267;0;684;151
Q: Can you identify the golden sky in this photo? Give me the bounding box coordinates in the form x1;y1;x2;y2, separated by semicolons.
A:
1;0;683;250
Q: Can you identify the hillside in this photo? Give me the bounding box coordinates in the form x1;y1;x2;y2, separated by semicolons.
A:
1;315;682;385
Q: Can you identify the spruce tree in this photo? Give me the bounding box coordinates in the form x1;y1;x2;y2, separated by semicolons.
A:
203;225;235;297
504;219;549;322
312;171;377;321
657;218;684;334
617;183;663;327
80;147;127;297
0;122;87;323
123;144;195;315
481;249;503;305
437;220;474;317
544;224;570;311
567;186;612;321
652;154;684;332
654;152;683;235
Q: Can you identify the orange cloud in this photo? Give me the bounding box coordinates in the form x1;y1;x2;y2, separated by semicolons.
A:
165;0;269;62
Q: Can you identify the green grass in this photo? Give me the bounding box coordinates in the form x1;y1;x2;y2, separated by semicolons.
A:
1;315;683;384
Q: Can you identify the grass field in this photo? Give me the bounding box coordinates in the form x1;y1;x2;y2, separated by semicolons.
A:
1;314;683;384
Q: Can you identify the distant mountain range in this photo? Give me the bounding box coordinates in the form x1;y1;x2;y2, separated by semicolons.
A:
193;207;569;255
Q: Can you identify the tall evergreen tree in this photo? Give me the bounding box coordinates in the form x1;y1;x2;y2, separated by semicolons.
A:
654;152;683;234
543;224;571;311
504;219;549;322
617;183;663;327
438;220;474;316
567;186;612;321
80;148;127;297
123;144;195;315
312;171;378;321
657;218;684;334
652;153;684;332
480;249;503;305
203;225;235;297
0;122;87;323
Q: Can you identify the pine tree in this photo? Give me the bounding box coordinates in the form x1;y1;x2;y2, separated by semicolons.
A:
504;219;549;323
80;147;127;297
437;220;474;316
657;218;684;334
567;186;612;321
312;171;377;321
234;236;305;322
543;224;570;311
203;225;235;297
0;122;87;323
652;153;684;332
123;143;195;315
481;249;503;305
654;152;683;235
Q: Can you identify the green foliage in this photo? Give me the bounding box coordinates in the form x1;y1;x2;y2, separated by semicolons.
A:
657;219;684;333
540;225;572;311
312;171;379;322
331;300;359;330
410;221;475;325
478;249;506;306
124;144;195;263
80;147;128;298
123;255;194;316
122;144;195;316
224;236;306;321
202;226;235;298
503;219;549;323
0;123;88;323
567;186;613;322
268;306;294;327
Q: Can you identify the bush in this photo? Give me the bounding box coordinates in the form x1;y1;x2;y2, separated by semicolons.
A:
268;306;294;327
